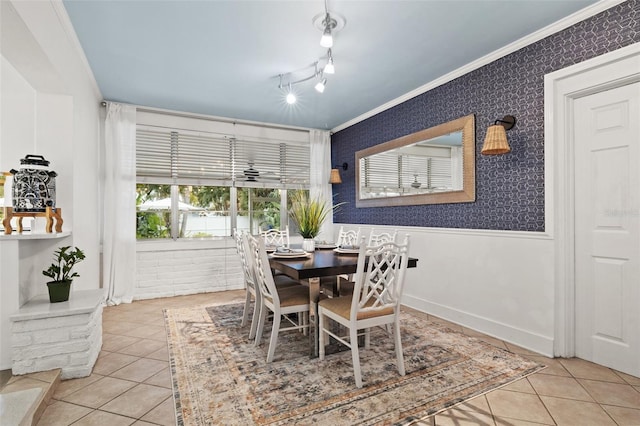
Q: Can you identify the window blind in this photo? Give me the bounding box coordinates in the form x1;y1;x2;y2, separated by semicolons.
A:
136;126;310;189
360;151;453;193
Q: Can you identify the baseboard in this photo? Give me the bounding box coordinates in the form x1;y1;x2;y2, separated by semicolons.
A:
403;294;554;357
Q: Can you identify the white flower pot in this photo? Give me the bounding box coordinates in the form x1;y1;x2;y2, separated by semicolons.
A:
302;238;315;252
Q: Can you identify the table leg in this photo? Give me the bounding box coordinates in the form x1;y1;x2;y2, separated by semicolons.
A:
308;276;320;357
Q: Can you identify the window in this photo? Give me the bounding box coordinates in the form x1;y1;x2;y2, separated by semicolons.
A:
135;124;310;239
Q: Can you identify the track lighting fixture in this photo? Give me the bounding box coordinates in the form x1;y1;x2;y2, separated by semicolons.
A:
277;1;345;105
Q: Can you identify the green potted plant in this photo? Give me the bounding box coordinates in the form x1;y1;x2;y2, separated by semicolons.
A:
43;246;85;303
288;192;342;252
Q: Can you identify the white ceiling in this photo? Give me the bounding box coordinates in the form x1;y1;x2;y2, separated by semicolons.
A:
62;0;598;130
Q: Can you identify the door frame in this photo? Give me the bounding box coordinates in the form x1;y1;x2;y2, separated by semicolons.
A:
545;42;640;358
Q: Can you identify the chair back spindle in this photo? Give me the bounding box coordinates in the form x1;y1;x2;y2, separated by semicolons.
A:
336;226;361;247
260;226;290;248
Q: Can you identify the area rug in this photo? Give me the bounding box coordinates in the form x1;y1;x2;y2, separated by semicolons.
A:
164;303;545;426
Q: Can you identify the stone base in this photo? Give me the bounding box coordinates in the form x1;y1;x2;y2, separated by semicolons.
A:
10;290;104;378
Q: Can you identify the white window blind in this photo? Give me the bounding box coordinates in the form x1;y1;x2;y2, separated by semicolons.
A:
429;157;452;189
360;151;453;193
136;125;310;188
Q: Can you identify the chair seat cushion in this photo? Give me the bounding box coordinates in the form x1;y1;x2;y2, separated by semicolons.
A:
318;295;394;320
264;285;309;308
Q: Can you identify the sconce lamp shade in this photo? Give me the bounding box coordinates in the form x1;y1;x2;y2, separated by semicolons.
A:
329;168;343;184
481;124;511;155
329;162;348;184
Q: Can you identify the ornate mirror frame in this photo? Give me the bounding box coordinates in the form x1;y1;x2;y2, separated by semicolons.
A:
355;114;476;207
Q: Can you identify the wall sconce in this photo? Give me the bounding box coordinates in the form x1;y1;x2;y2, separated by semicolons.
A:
481;115;516;155
330;162;348;184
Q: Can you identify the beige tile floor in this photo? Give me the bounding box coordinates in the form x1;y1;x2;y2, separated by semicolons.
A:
24;290;640;425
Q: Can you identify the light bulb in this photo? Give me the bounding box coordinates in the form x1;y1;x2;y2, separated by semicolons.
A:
324;49;335;74
323;61;335;74
286;92;296;104
320;27;333;48
314;78;327;93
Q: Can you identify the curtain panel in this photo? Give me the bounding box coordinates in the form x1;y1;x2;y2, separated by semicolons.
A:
103;103;136;305
309;129;334;241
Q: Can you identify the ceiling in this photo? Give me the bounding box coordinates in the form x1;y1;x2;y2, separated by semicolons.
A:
62;0;598;130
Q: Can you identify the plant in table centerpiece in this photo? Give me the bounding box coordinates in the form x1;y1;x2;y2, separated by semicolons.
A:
288;192;342;252
43;246;85;303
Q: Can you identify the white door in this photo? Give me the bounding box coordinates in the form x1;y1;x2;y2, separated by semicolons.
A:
574;82;640;377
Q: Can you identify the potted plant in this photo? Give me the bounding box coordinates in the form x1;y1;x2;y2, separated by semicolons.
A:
288;192;342;252
43;246;85;303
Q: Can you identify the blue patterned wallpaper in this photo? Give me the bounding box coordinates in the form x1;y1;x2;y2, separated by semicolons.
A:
331;0;639;231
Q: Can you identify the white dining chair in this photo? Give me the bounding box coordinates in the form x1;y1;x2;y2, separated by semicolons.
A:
336;226;361;247
368;228;398;246
325;226;362;295
318;235;410;388
260;226;290;248
234;229;259;335
249;234;310;362
235;230;300;342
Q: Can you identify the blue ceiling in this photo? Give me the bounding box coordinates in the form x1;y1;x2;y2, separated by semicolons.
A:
63;0;597;130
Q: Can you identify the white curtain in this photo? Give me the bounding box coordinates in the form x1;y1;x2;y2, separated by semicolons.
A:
451;146;463;190
309;129;334;242
103;103;136;305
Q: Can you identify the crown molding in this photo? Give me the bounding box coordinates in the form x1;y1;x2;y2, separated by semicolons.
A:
331;0;627;133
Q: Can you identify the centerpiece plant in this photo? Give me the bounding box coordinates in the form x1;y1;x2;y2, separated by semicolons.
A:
43;246;85;303
288;191;342;251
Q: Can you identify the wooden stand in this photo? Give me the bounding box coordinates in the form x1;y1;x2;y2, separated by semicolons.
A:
2;207;63;235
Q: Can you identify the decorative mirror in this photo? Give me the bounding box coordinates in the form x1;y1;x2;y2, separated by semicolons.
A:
356;114;475;207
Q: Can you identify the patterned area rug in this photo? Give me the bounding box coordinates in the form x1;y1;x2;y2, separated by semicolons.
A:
164;303;545;426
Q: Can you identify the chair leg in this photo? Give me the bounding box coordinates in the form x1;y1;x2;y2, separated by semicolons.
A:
266;313;281;363
302;312;308;336
364;327;371;349
248;297;260;340
241;290;252;327
254;303;267;347
350;326;363;388
394;319;405;376
318;310;326;360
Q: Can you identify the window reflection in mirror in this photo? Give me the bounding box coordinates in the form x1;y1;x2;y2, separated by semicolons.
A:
356;114;475;207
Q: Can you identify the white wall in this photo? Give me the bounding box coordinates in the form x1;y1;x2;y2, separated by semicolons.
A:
135;239;244;300
0;0;103;369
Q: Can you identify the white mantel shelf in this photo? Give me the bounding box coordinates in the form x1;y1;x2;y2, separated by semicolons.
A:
10;289;104;322
0;231;71;241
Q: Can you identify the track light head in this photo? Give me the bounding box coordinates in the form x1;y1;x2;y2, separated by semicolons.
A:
314;78;327;93
286;83;296;104
320;27;333;48
324;49;335;74
319;13;336;47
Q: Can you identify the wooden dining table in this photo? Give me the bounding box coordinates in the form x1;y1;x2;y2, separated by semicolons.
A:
269;248;418;357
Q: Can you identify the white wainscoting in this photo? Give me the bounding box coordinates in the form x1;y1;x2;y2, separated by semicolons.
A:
340;224;555;357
